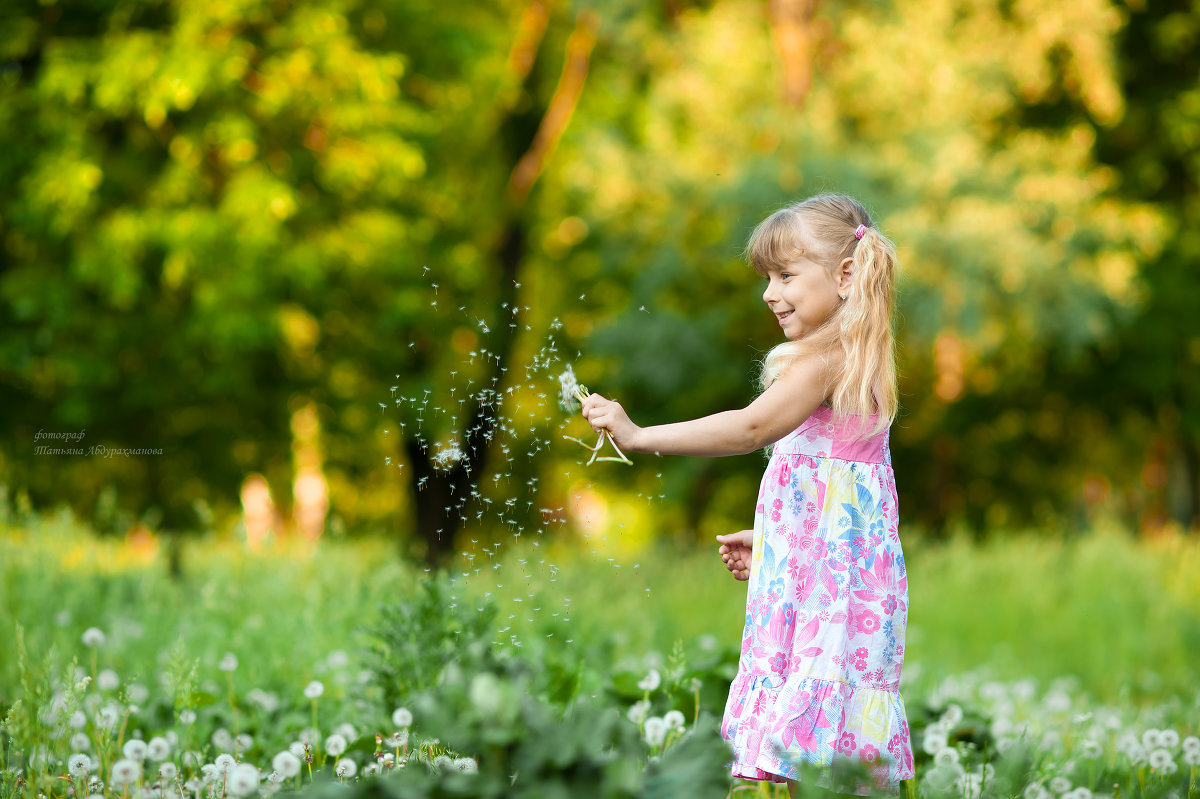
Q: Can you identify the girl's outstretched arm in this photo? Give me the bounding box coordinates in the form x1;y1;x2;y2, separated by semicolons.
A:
581;351;834;458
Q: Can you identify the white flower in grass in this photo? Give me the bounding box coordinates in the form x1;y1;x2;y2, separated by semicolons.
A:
1142;729;1163;750
934;748;960;767
201;764;218;782
1049;776;1073;795
643;717;666;748
97;669;120;692
364;763;378;777
214;753;237;775
453;757;478;774
87;775;104;793
123;739;148;761
336;758;356;778
1183;736;1200;754
147;736;170;761
1160;729;1180;749
392;707;413;728
179;709;196;725
381;752;395;767
1024;784;1052;799
212;728;234;750
336;723;357;741
325;734;347;756
1161;760;1178;775
82;628;106;648
70;732;91;751
159;762;177;780
70;710;87;729
327;649;350;668
304;680;324;699
637;669;661;692
941;704;963;725
227;763;259;796
298;727;321;745
1183;749;1200;766
1079;739;1103;759
68;753;93;778
111;758;141;785
1149;748;1173;770
273;751;301;778
663;710;685;731
184;778;203;792
1067;789;1093;799
235;733;253;753
219;653;238;672
433;754;453;771
288;742;306;759
127;683;148;704
385;730;409;749
922;732;948;755
627;700;649;725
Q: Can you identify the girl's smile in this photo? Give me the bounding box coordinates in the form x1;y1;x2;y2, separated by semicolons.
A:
761;256;843;340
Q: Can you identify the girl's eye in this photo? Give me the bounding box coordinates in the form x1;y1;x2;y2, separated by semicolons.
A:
781;273;792;279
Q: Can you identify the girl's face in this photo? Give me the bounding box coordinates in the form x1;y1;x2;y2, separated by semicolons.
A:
761;241;848;340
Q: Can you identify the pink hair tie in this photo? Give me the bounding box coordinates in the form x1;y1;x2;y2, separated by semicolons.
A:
854;224;867;240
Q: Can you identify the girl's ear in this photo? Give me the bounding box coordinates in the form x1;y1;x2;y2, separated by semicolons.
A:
839;256;853;293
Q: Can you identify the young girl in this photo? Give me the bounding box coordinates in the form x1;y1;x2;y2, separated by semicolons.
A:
580;193;914;797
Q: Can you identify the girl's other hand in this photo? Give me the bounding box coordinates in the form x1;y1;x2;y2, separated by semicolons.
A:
715;530;754;581
580;393;643;453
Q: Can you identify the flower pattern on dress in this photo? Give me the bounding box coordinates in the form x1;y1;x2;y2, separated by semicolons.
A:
720;406;915;795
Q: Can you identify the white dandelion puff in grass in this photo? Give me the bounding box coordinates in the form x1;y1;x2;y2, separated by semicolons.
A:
392;707;413;728
325;734;347;756
68;753;92;778
1160;729;1180;749
82;628;106;648
385;730;409;749
643;717;666;748
289;741;307;758
274;751;302;778
122;739;148;761
453;757;478;774
627;700;649;725
1183;749;1200;766
336;758;357;778
147;736;170;761
934;748;960;768
637;669;661;692
97;669;119;691
1078;739;1103;759
179;709;196;725
433;754;453;772
1183;736;1200;754
110;758;141;786
159;762;178;780
335;722;357;741
304;680;324;699
1049;776;1072;794
212;728;234;750
219;653;239;672
1142;729;1163;750
70;732;90;751
922;731;948;755
663;710;685;731
215;753;237;774
227;763;259;796
1148;748;1173;770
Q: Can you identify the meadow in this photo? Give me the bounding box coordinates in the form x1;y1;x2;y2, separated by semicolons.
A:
1;505;1198;798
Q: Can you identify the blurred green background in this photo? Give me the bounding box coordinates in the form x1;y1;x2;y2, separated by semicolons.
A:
1;0;1198;568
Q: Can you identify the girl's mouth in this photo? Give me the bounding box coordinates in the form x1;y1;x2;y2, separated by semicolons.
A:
777;311;793;325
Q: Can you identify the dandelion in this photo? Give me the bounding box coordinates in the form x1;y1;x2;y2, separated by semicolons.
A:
111;758;141;786
433;754;454;772
643;717;666;748
1079;739;1103;759
1149;748;1173;770
304;680;324;699
1049;776;1072;794
923;731;948;755
385;730;409;749
1142;729;1163;750
289;742;307;758
558;370;633;465
454;757;478;774
1160;729;1180;749
219;653;238;672
392;708;413;728
82;628;106;648
336;722;357;741
97;669;119;691
627;700;649;725
68;753;92;779
432;443;465;471
941;704;964;725
147;736;170;761
215;753;237;774
935;748;960;768
1183;749;1200;766
1183;736;1200;754
213;728;234;750
637;669;661;692
273;751;301;778
179;709;196;725
159;762;178;780
663;710;686;731
123;739;148;761
326;734;347;756
70;732;90;751
227;763;259;796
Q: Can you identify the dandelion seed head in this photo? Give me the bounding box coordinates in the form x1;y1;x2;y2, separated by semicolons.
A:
68;753;93;778
82;628;106;648
304;680;324;699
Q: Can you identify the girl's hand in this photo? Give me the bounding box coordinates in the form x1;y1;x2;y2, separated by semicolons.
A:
580;393;643;453
715;530;754;581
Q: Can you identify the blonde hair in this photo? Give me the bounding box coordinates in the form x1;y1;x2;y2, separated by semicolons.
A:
745;193;898;439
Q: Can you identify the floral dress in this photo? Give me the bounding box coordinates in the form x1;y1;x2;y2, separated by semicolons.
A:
720;405;915;794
